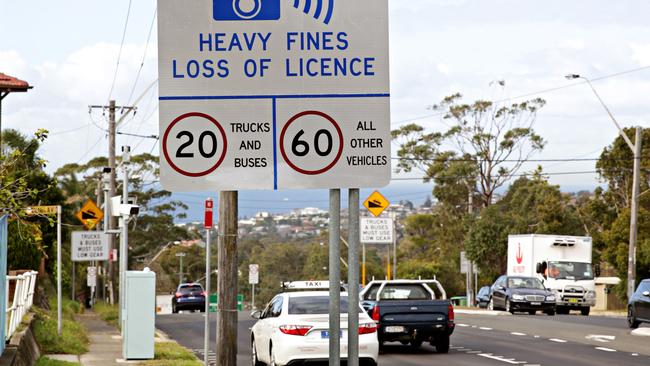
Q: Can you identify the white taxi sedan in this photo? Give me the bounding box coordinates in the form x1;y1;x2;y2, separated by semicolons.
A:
251;291;379;366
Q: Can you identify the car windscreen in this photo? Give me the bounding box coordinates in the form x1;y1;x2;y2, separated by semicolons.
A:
547;261;593;280
507;277;545;290
288;296;362;314
179;285;203;294
378;284;432;300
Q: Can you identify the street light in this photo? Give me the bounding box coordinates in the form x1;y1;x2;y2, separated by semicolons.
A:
566;73;642;299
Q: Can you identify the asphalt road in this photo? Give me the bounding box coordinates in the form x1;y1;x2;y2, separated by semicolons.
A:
156;310;650;366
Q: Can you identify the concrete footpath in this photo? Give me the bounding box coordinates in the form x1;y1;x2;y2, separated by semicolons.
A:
43;311;124;365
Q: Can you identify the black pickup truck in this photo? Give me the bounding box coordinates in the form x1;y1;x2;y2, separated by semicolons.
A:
359;280;454;353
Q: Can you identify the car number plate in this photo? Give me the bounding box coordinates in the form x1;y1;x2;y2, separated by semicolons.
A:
568;298;578;303
530;302;541;306
385;326;405;333
188;296;196;299
321;331;343;339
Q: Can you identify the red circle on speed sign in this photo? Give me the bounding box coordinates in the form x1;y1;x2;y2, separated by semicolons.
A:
279;111;344;175
162;112;228;177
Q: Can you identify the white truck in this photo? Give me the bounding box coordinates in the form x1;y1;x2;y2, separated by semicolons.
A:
507;234;597;315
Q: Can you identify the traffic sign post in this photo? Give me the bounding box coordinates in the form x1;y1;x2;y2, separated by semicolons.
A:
75;199;104;230
249;264;259;310
158;2;390;365
158;0;390;192
204;198;213;366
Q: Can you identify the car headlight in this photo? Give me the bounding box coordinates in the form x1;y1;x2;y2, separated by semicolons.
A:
585;291;596;299
512;294;525;300
545;295;556;302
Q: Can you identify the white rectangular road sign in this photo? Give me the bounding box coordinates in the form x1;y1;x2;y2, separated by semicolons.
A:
360;217;393;243
158;0;390;191
72;231;109;262
249;264;259;285
87;267;97;287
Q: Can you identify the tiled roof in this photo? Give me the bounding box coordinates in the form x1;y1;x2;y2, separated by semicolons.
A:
0;73;30;92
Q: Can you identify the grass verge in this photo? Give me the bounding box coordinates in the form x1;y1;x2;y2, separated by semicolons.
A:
138;342;202;366
93;301;119;329
35;357;81;366
32;298;88;355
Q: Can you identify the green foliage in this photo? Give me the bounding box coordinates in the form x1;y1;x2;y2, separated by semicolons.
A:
33;300;88;355
392;92;546;208
139;342;202;366
466;174;584;281
7;220;43;270
93;301;119;329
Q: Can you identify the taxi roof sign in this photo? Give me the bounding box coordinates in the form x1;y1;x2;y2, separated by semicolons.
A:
75;199;104;230
281;281;346;291
363;191;390;217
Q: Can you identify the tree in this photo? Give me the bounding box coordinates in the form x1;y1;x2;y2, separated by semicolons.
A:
466;173;584;279
392;92;546;208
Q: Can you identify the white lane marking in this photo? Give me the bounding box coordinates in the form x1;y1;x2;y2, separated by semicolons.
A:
631;353;639;356
510;332;527;336
631;328;650;337
479;327;493;331
549;338;567;343
467;351;482;354
533;335;540;338
455;309;500;316
586;334;615;343
595;347;616;352
478;353;527;364
457;323;470;327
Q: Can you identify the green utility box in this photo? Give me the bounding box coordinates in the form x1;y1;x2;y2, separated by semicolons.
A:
450;296;468;307
209;294;244;312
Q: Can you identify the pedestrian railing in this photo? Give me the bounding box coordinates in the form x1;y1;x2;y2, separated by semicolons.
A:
5;271;38;341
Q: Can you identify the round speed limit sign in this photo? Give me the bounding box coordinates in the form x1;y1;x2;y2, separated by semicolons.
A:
162;112;228;177
279;111;344;175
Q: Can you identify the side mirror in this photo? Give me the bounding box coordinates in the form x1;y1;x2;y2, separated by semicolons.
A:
643;291;650;297
251;310;262;319
546;288;552;291
594;264;601;277
498;285;505;291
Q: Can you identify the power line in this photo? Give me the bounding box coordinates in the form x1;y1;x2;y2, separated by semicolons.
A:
116;131;158;139
391;64;650;127
107;0;133;102
391;156;648;163
126;6;157;106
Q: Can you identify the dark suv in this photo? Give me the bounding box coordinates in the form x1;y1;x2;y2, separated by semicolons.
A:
628;279;650;328
172;283;206;313
489;276;556;315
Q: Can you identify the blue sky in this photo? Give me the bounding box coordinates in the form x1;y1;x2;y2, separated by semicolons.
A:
2;0;650;219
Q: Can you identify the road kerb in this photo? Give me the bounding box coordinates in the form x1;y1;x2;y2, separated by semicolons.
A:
631;328;650;337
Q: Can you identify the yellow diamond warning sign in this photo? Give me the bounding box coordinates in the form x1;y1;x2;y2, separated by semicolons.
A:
363;191;390;217
75;199;104;230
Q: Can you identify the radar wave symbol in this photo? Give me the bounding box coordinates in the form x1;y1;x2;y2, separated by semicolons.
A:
289;0;334;24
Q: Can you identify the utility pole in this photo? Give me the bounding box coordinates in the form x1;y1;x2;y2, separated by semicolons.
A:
467;185;474;306
176;252;186;284
89;101;136;305
565;74;643;299
217;191;238;366
628;127;642;299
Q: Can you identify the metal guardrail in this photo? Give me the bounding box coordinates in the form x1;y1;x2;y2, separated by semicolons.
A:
5;271;38;341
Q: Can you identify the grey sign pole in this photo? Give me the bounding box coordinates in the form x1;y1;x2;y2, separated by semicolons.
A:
329;189;341;366
348;189;360;366
204;227;211;366
57;205;62;336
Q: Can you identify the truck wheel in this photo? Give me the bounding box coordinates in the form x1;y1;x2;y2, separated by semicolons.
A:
434;335;450;354
545;309;556;316
580;307;590;316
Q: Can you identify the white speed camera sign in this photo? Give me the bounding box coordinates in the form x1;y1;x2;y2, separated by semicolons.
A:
157;0;390;191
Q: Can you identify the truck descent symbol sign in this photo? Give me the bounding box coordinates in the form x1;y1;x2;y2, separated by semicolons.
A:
157;0;390;191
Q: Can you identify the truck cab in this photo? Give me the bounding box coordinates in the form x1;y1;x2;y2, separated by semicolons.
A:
508;235;596;315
